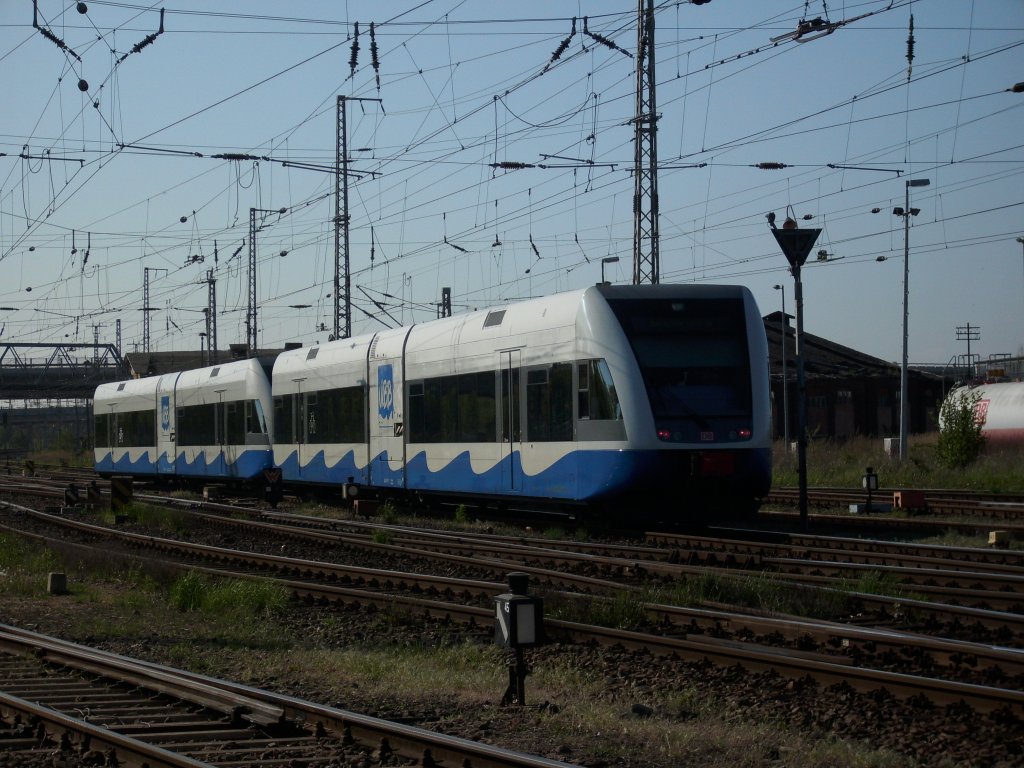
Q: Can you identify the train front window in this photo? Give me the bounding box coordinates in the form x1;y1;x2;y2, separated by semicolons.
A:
607;297;752;424
578;359;621;421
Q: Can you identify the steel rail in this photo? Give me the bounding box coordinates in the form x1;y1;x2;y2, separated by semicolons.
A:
0;691;220;768
758;509;1024;536
10;515;1024;685
4;516;1023;717
0;626;577;768
649;529;1024;569
7;495;1024;635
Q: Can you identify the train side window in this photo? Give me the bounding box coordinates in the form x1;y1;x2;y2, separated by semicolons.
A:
94;413;110;448
458;370;496;442
247;399;268;436
500;367;521;443
113;409;155;448
408;381;426;442
178;404;216;446
304;392;318;441
273;395;294;444
577;363;590;420
226;402;246;444
582;359;621;421
312;387;365;443
526;363;572;441
437;375;459;442
408;377;450;442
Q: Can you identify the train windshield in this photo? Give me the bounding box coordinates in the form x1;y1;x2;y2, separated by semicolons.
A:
606;296;752;424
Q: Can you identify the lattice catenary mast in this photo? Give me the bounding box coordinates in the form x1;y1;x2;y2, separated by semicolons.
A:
632;0;660;285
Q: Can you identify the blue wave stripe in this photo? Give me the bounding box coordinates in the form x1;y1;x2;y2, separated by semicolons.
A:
281;448;646;501
96;449;272;480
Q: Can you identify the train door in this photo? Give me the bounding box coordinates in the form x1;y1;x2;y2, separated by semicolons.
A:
287;379;307;478
299;388;315;476
222;399;241;478
156;373;180;475
212;389;228;477
368;327;412;489
499;350;522;492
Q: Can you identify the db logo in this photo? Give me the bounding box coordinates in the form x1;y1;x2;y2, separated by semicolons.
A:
974;399;990;426
378;364;395;420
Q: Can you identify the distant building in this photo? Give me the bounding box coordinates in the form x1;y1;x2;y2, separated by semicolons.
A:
764;311;947;440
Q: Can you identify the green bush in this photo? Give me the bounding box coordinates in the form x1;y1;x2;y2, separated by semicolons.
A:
169;570;288;618
937;388;986;468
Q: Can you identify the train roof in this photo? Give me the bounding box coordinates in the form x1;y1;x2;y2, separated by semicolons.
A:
274;283;756;375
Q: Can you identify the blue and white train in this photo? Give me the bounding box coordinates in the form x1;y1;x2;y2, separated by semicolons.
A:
94;357;274;481
94;284;772;521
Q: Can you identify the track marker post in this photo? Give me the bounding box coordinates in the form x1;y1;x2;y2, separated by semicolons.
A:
494;572;545;706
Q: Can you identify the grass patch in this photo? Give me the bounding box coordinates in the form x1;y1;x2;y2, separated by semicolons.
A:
548;590;651;630
0;534;62;596
169;570;288;619
772;435;1024;493
651;572;853;620
371;528;393;544
99;502;194;535
528;653;906;768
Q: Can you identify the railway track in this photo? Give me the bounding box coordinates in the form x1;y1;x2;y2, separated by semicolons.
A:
2;497;1024;718
0;624;573;768
767;486;1024;522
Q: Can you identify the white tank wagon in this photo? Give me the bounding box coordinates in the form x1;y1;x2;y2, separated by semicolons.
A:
941;382;1024;444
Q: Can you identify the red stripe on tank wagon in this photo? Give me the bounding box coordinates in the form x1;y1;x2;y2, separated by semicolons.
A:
982;427;1024;444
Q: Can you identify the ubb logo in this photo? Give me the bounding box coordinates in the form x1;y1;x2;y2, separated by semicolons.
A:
378;364;395;420
161;396;171;432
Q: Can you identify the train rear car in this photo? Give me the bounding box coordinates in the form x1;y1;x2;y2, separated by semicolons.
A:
94;358;274;483
94;376;161;476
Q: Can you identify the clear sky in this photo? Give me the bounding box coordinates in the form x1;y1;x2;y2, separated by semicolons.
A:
1;0;1021;370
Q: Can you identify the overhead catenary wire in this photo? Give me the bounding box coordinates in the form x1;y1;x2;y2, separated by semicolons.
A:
1;0;1019;354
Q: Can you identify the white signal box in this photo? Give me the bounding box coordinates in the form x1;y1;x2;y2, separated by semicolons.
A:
494;572;543;649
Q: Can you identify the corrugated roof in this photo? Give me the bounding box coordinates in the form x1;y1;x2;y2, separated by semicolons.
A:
763;311;937;381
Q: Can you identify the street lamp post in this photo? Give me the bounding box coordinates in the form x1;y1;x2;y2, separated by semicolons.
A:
769;214;820;531
601;256;620;285
773;284;790;448
895;178;929;460
1017;237;1024;329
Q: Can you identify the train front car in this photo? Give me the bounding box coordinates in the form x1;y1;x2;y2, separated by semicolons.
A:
586;284;772;522
399;282;769;522
269;283;769;523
